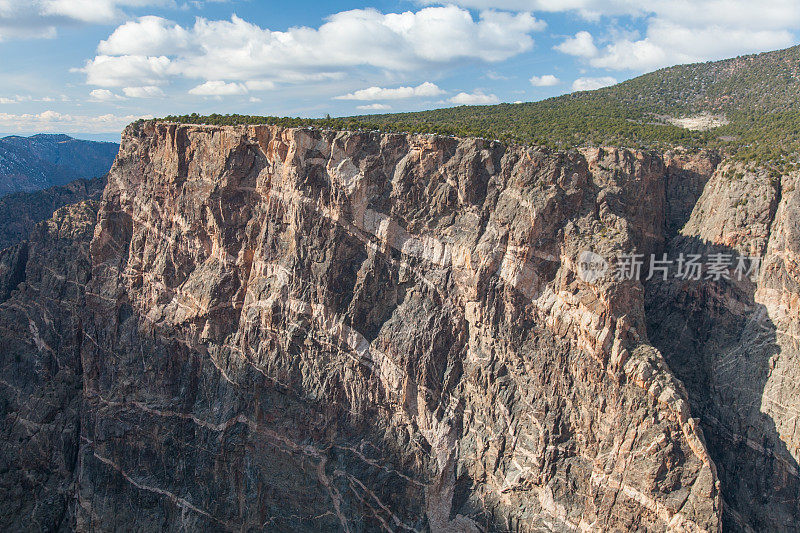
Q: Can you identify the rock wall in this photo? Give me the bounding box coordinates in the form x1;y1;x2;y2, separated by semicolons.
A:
75;123;721;531
646;163;800;531
0;200;97;530
2;122;795;531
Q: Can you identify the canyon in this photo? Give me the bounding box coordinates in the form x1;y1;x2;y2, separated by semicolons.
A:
0;122;798;531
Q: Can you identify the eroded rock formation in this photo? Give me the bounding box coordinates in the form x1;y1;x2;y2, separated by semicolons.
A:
1;122;797;531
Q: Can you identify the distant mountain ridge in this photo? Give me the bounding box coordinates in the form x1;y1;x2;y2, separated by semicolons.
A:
0;133;118;196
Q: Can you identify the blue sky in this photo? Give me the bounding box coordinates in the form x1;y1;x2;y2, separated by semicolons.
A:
1;0;798;142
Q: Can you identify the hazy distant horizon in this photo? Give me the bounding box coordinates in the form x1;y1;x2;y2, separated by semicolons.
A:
0;132;121;144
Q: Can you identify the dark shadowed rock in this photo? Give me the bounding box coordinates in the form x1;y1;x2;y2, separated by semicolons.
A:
0;200;98;531
0;175;106;251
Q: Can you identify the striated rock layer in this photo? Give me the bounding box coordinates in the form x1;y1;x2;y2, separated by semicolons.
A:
1;122;797;531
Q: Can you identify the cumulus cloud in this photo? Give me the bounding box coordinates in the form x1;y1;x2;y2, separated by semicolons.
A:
81;8;545;88
356;103;392;110
424;1;800;71
421;0;800;27
78;55;171;87
449;91;500;105
188;80;248;96
335;82;444;100
529;74;560;86
554;31;598;58
0;110;151;133
572;76;617;91
40;0;171;24
590;19;795;70
98;15;190;55
418;0;632;20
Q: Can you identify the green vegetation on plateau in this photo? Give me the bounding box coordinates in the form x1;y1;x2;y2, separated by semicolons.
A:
160;44;800;171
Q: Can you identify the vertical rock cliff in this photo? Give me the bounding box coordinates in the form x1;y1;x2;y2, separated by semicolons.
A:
1;122;796;531
646;163;800;531
0;200;97;530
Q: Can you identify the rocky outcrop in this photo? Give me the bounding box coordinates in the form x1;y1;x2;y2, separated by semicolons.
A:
3;122;797;531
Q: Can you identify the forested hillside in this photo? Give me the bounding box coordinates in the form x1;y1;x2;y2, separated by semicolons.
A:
161;44;800;173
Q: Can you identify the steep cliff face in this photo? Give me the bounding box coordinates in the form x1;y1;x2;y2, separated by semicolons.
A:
68;123;719;531
0;175;106;252
0;200;97;530
646;163;800;531
3;122;797;531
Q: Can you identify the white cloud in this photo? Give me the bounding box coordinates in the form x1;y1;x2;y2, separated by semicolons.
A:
572;76;617;91
79;55;172;87
0;1;171;42
554;31;598;58
418;0;642;20
122;85;165;98
335;82;444;100
82;8;545;87
529;74;560;86
188;80;248;96
590;19;795;71
644;0;800;31
89;88;125;101
42;0;121;24
420;0;800;27
449;91;500;105
0;94;70;103
356;103;392;110
0;95;28;104
98;15;190;55
423;1;800;71
244;80;277;91
0;110;151;133
485;70;509;80
41;0;172;24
